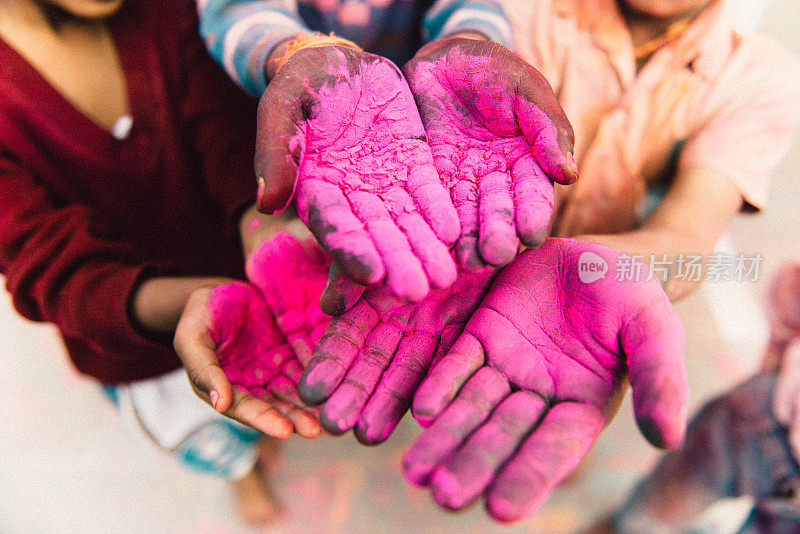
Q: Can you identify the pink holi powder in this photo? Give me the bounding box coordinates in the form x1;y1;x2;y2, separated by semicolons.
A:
288;49;459;300
208;232;332;397
208;281;293;393
403;40;577;269
298;263;499;443
245;218;261;234
403;238;687;521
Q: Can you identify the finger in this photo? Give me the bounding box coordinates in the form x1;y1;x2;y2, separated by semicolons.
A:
348;190;430;302
430;391;547;510
412;332;486;426
477;170;519;267
407;163;461;246
227;387;295;439
319;262;366;316
486;402;604;522
355;332;439;444
319;323;404;435
393;197;458;291
623;295;689;449
451;179;483;272
266;376;322;438
297;299;379;405
511;153;554;246
296;179;385;286
429;324;465;371
254;81;305;214
515;70;577;185
403;367;510;486
774;340;800;425
175;309;235;414
281;358;304;384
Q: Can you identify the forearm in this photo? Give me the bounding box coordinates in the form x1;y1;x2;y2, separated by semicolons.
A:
576;225;709;302
198;0;307;94
132;276;233;334
576;167;744;302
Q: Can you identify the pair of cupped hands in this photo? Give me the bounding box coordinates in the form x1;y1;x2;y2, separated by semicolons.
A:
175;38;688;522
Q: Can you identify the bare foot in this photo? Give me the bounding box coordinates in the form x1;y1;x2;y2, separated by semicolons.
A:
232;452;285;527
256;436;283;477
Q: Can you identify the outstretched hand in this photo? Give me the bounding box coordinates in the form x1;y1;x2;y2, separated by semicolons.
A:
256;46;460;303
403;38;578;271
174;232;331;439
296;265;499;444
404;238;687;522
208;280;322;437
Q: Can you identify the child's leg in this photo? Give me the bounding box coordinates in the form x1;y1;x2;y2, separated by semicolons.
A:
233;437;286;525
103;369;284;526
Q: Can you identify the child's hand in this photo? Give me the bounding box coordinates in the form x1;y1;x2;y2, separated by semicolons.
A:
614;373;800;533
403;38;578;270
245;231;332;366
255;45;460;303
403;238;687;522
174;284;321;439
296;265;499;444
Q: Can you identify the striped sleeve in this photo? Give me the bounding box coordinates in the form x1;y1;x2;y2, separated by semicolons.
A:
423;0;514;50
197;0;308;96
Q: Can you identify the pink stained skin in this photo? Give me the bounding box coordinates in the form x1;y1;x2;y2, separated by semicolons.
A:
403;238;688;522
296;264;499;444
255;46;461;303
403;38;578;271
246;231;332;366
208;280;316;416
207;232;333;427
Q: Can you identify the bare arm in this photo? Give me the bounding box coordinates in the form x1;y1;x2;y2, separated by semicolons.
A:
577;166;743;301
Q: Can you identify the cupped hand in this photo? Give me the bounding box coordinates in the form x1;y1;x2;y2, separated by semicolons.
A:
403;238;687;522
256;45;460;302
403;38;578;271
296;265;499;444
174;283;321;439
245;231;332;365
174;232;332;439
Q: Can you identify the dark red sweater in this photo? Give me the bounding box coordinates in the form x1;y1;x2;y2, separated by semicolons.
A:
0;0;258;383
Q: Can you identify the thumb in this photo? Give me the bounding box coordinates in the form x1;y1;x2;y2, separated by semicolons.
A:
516;65;578;185
622;294;688;449
319;262;365;316
255;78;306;214
173;288;236;412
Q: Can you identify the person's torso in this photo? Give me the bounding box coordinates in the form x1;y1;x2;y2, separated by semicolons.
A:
0;0;251;279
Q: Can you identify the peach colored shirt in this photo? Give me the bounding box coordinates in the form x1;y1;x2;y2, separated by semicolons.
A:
506;0;800;234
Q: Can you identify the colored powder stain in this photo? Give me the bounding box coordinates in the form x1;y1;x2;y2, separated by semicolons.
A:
245;218;260;234
208;233;331;396
208;282;289;390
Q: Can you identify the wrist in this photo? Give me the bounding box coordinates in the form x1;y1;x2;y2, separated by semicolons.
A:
265;31;362;78
133;276;233;334
239;203;307;261
440;30;490;41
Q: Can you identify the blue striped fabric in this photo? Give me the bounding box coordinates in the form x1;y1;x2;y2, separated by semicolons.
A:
198;0;514;96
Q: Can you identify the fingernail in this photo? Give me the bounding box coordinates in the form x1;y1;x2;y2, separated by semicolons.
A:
256;176;266;203
566;152;578;175
209;390;220;410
